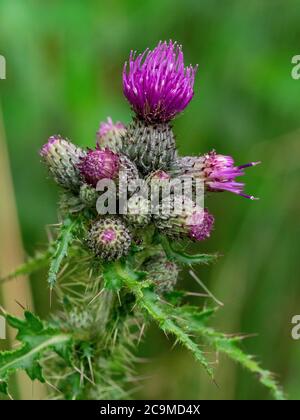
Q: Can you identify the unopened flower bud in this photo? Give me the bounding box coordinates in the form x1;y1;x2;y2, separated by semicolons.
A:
155;197;214;242
40;136;86;191
79;184;98;208
144;254;179;293
96;117;126;152
78;148;120;187
59;192;85;215
86;218;132;261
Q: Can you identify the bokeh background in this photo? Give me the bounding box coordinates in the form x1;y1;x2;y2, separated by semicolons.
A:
0;0;300;400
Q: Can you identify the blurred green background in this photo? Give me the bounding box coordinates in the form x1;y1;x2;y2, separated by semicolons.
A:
0;0;300;400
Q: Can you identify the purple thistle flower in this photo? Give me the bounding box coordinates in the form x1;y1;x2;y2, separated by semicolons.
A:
176;152;260;199
123;40;197;124
202;152;260;199
78;148;120;187
187;209;214;241
155;196;214;242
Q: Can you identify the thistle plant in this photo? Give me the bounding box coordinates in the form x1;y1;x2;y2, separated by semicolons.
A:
0;40;284;400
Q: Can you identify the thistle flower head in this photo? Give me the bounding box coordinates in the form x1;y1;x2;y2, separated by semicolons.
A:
78;148;120;187
202;152;260;199
186;209;215;241
123;40;197;124
87;218;132;261
155;197;214;242
40;136;85;190
97;117;126;152
144;253;179;294
175;152;260;199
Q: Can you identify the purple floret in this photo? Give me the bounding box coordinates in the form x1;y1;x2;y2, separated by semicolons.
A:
40;136;60;157
97;117;125;139
203;152;260;200
187;209;214;241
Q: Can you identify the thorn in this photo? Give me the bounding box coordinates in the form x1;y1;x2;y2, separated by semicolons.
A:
73;365;95;386
189;269;224;307
88;288;104;305
117;291;122;306
7;391;14;400
185;292;210;298
15;300;26;311
138;323;146;345
0;305;7;316
212;378;220;389
87;356;94;383
46;380;62;394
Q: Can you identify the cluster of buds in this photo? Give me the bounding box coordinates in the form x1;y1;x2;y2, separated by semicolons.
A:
40;40;258;290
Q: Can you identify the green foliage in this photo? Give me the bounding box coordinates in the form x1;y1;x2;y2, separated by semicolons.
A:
0;311;72;396
48;217;81;289
167;304;286;400
0;249;51;284
160;236;218;266
103;263;123;291
0;0;299;399
103;260;285;400
0;230;286;400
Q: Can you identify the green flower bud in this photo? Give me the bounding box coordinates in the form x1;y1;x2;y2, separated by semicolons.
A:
40;136;85;191
144;254;179;293
79;184;98;208
87;218;132;261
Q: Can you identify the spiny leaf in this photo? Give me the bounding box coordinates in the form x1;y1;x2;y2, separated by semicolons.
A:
172;304;285;400
103;263;123;291
0;249;51;284
0;311;72;396
48;217;80;289
114;261;285;399
103;261;148;292
209;336;285;400
160;235;218;265
113;262;213;378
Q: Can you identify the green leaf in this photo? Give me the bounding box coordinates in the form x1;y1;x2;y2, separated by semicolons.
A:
112;261;285;400
0;311;72;396
103;263;123;290
48;217;80;289
112;262;214;378
210;336;285;400
103;261;147;291
172;305;286;400
160;235;218;265
0;249;51;284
